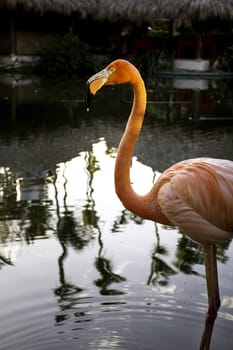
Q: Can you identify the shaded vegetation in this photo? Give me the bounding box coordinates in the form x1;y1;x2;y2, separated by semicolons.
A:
131;50;174;83
36;32;96;77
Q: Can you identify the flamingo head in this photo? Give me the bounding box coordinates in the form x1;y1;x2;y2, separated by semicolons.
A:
85;59;136;111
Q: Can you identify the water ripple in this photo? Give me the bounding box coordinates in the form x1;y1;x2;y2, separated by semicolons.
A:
1;282;233;350
51;292;208;350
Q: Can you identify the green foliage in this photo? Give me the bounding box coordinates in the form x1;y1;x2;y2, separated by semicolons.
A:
37;32;95;77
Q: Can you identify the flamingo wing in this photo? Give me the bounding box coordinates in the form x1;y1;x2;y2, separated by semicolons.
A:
157;158;233;244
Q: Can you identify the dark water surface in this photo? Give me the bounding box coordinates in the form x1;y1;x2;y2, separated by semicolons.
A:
0;73;233;350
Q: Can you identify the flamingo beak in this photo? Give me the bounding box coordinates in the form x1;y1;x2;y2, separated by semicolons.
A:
85;68;111;111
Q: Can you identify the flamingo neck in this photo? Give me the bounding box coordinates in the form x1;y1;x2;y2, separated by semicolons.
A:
114;74;157;220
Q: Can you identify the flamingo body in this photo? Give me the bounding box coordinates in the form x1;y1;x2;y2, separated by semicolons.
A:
156;157;233;244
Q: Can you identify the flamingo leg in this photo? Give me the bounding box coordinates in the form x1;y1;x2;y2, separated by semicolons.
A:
199;243;220;350
204;244;221;320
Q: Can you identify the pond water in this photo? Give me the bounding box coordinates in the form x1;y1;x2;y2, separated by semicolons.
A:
0;72;233;350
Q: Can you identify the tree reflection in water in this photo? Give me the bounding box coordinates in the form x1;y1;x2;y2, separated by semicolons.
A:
175;234;231;275
147;223;176;286
85;148;126;295
174;235;203;276
53;163;83;300
53;147;126;328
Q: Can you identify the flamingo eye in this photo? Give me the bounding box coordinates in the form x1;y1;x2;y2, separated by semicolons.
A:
109;66;116;74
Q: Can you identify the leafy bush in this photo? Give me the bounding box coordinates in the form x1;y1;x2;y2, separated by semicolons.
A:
37;32;95;77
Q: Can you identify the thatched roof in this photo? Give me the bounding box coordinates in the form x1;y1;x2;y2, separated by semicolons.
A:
1;0;233;25
161;0;233;26
0;0;92;16
94;0;159;23
0;0;160;23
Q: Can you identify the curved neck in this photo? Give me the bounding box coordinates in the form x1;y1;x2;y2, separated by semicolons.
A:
114;73;156;220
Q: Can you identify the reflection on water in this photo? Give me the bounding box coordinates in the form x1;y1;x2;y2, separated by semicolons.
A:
0;75;233;350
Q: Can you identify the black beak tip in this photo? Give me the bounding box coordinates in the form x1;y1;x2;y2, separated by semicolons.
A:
85;83;93;112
